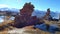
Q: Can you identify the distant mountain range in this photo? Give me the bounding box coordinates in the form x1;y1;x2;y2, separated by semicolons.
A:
0;7;59;19
32;10;59;19
0;7;19;16
0;7;19;12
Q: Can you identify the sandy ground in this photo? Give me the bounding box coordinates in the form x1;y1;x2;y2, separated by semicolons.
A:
0;26;60;34
0;26;51;34
0;26;56;34
0;20;60;34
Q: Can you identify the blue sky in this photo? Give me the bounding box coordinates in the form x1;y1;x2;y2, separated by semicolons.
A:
0;0;60;12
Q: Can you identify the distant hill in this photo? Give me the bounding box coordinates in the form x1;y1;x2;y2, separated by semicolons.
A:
32;10;59;19
0;7;19;12
0;7;19;16
0;7;59;19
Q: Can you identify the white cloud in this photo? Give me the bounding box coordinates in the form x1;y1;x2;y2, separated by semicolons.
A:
0;4;10;8
0;4;18;9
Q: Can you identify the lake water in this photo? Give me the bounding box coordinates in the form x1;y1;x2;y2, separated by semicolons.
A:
0;16;15;23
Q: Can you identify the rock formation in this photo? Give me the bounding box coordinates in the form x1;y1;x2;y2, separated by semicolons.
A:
43;8;51;20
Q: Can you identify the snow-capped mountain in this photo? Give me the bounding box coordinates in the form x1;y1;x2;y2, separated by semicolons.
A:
0;7;19;12
32;10;59;19
0;7;19;16
0;7;59;19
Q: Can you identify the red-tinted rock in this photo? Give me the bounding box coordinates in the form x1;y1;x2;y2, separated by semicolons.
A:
13;2;39;28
